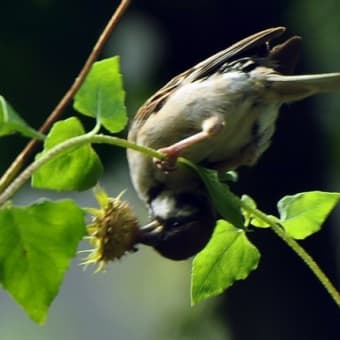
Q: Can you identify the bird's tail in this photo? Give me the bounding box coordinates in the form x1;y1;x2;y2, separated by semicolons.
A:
267;72;340;102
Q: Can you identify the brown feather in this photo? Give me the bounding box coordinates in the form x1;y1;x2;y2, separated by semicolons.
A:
131;27;287;131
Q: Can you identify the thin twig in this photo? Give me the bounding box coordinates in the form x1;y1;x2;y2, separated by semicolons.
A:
0;0;131;193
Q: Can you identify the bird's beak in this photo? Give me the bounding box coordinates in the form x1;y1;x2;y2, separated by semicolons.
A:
136;220;164;245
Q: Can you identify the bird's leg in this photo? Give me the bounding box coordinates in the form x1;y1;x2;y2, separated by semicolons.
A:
155;115;225;172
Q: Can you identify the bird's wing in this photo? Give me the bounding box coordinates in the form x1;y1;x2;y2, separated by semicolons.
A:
132;27;286;130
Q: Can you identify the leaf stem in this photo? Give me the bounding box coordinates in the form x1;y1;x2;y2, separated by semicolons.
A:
0;134;164;205
92;135;165;160
240;200;340;308
0;0;131;194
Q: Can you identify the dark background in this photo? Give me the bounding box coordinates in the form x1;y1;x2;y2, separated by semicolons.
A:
0;1;339;339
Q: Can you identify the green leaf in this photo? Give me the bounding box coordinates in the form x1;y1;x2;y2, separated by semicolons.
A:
32;117;103;191
278;191;340;239
0;200;86;324
184;162;243;228
0;95;44;139
241;194;271;228
241;194;257;227
218;170;238;183
191;220;260;305
73;57;127;133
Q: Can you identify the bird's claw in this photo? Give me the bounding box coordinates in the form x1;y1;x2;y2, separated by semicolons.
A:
153;147;179;173
153;156;178;173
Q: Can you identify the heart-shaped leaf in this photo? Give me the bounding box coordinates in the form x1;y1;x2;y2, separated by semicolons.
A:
0;200;86;324
278;191;340;239
74;57;127;133
191;220;260;305
32;117;103;191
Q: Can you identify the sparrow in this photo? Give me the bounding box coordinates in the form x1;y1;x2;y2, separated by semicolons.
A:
127;27;340;260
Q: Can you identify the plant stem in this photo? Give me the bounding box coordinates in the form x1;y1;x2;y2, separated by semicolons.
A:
0;0;131;194
92;135;165;160
240;200;340;308
0;134;164;205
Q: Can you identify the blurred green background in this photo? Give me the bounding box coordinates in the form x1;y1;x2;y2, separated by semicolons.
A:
0;0;339;339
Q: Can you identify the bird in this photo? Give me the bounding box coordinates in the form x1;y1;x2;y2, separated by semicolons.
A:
127;27;340;260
